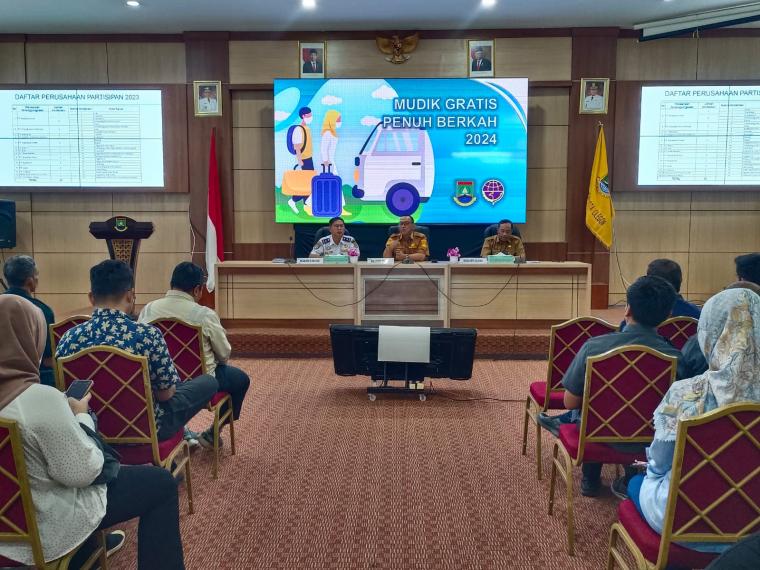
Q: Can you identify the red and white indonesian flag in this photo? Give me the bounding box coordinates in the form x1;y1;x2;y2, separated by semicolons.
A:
205;130;224;292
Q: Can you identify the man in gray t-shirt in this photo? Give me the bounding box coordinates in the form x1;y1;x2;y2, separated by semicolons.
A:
539;275;686;498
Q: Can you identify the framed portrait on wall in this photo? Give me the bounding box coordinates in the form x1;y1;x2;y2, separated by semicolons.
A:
579;78;609;114
193;80;222;117
300;42;326;78
468;39;494;78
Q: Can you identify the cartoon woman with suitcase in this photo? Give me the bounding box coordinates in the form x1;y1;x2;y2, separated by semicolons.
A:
311;110;350;217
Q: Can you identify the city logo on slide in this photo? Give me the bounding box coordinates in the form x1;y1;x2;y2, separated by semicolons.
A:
481;179;505;205
453;180;476;207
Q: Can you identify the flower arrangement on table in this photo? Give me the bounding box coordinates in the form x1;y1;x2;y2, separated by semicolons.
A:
447;247;461;261
347;247;360;262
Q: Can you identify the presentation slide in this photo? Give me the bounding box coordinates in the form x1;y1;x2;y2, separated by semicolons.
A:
273;78;528;224
0;89;164;188
639;85;760;186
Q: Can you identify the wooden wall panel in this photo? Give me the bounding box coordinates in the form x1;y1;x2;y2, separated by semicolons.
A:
0;42;25;83
329;39;466;79
527;126;568;168
528;88;569;126
690;210;760;253
234;211;293;243
686;253;742;299
521;210;566;242
118;211;191;253
613;210;691;253
608;251;691;294
26;42;108;83
229;41;298;83
616;38;697;81
112;192;189;212
134;252;189;293
697;38;760;80
527;168;567;211
234;170;275;211
495;38;572;81
233;127;274;169
34;253;107;294
39;294;91;316
32;211;111;253
31;193;112;212
690;191;760;211
107;42;186;84
613;191;691;211
232;92;274;127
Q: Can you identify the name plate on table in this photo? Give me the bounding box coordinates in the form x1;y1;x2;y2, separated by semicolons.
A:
459;257;487;264
367;258;394;264
487;255;515;264
296;258;323;264
323;255;349;264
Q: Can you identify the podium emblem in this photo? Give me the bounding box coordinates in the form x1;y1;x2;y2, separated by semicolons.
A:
114;217;129;232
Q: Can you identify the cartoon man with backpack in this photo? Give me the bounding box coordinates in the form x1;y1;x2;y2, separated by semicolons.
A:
284;107;315;214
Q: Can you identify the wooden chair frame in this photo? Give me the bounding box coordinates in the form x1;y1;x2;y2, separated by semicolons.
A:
548;345;677;555
656;317;698;351
0;418;107;570
521;316;617;480
607;402;760;570
150;318;236;479
48;316;90;356
55;346;194;514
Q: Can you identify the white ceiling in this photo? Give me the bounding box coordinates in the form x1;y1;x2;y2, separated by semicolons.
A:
0;0;751;34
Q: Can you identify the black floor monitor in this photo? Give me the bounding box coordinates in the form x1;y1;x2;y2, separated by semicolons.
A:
329;325;477;383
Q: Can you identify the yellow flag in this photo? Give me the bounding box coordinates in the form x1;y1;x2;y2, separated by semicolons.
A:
585;126;614;249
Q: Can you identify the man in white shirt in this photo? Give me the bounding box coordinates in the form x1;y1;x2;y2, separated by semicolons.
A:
310;217;360;258
198;87;218;113
139;262;250;449
583;82;605;112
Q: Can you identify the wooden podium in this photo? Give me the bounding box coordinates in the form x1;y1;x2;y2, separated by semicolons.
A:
89;216;154;279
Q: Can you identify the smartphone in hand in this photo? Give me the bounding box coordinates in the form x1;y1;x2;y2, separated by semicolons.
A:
65;380;93;401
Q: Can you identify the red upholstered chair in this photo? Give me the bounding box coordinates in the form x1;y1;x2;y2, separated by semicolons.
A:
656;317;698;351
607;402;760;570
55;346;194;514
48;315;89;355
521;317;617;480
150;318;236;479
548;345;677;555
0;418;108;569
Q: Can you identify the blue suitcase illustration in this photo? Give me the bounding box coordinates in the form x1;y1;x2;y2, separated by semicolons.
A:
311;164;342;218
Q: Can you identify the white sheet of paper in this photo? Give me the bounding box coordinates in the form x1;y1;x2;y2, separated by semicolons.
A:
377;325;431;363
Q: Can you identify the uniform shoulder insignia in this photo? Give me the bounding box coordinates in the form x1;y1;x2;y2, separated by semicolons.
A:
390;232;401;239
342;236;353;243
319;236;331;244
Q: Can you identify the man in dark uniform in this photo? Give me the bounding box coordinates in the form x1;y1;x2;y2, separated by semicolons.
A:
383;215;429;262
480;219;526;260
2;255;56;386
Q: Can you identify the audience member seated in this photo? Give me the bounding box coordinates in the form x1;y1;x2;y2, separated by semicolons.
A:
735;252;760;287
138;262;250;449
480;219;526;260
2;255;56;387
620;258;699;331
705;533;760;569
383;215;429;262
680;280;760;378
55;260;218;443
538;275;687;497
627;288;760;554
0;295;185;570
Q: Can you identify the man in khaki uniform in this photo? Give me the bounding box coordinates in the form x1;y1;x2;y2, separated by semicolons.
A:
480;219;526;261
383;216;429;262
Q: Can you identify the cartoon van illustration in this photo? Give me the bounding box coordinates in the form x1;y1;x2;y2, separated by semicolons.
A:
351;125;435;217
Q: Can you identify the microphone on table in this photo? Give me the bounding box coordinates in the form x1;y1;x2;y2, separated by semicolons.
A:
285;235;296;263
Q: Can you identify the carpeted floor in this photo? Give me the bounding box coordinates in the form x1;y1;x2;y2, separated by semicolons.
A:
107;358;625;569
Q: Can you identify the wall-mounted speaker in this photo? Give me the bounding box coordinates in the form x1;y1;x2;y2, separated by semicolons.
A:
0;200;17;249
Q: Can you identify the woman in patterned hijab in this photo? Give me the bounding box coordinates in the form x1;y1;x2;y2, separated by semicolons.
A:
629;288;760;551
